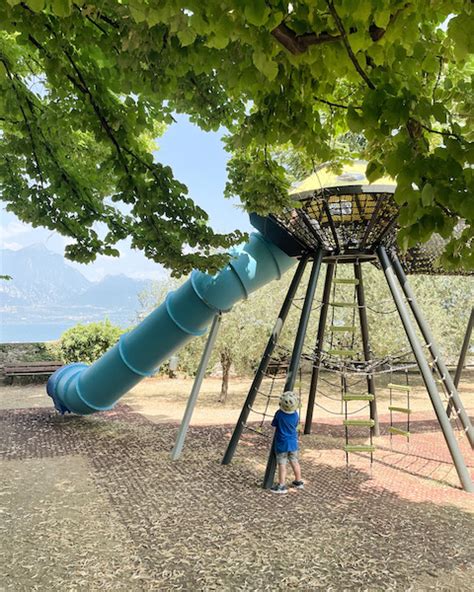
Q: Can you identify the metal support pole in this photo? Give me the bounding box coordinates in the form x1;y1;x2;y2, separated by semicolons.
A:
263;250;324;489
377;246;473;492
304;263;335;434
390;255;473;448
453;307;473;389
171;313;222;460
222;257;309;465
354;262;380;436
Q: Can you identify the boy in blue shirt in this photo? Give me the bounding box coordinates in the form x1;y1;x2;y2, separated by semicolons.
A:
270;391;304;494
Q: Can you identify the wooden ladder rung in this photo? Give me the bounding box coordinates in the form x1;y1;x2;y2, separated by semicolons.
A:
343;419;375;427
343;393;375;401
344;445;376;453
333;278;360;285
389;426;410;437
387;383;411;392
328;349;357;357
330;325;356;332
388;406;411;414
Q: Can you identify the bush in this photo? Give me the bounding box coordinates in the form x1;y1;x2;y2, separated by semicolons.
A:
59;320;124;364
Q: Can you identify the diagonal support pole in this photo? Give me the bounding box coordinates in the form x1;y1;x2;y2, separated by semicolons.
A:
263;250;324;489
354;261;379;436
304;263;334;434
171;313;222;460
453;307;473;391
222;256;309;465
377;246;473;492
390;254;473;448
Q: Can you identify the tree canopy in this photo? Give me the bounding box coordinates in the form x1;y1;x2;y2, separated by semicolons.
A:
1;1;473;273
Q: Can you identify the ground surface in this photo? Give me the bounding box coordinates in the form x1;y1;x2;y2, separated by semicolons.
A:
1;372;473;591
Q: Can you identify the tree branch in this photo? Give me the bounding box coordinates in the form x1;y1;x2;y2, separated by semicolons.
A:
1;58;45;186
406;116;464;146
0;116;21;124
273;5;411;55
271;22;342;55
326;0;375;90
432;56;443;102
368;3;411;41
314;96;360;110
62;50;133;176
434;199;456;218
419;122;464;142
30;26;173;220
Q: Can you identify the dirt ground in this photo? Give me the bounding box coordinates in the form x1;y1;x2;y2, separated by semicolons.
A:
3;369;470;424
1;371;473;591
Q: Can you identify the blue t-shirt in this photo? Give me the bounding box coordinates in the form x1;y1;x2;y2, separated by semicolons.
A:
271;409;299;453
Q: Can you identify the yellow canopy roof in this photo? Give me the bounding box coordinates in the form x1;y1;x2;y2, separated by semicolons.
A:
290;161;395;195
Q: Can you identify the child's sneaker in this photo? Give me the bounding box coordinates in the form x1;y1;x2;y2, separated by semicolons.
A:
270;484;288;494
291;480;304;489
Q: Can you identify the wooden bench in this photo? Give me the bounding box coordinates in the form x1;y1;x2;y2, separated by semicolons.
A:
266;360;290;377
3;361;63;383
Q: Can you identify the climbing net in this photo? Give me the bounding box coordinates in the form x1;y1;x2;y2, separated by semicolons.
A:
241;358;303;440
238;259;466;460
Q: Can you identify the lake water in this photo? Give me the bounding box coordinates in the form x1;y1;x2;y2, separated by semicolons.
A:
0;323;75;343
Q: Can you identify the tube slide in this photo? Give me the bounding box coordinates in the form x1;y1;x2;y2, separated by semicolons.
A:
47;232;296;414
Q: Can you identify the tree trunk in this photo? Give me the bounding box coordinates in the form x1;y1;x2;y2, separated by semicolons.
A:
219;348;232;403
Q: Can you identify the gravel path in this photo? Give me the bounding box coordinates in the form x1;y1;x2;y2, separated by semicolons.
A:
1;404;473;591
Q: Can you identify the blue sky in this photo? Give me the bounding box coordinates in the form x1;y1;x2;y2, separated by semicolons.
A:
0;114;252;281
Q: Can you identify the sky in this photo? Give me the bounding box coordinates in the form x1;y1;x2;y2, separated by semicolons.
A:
0;114;253;282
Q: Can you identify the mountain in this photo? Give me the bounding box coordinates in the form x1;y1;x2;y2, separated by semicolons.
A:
66;274;150;309
0;244;91;305
0;246;154;340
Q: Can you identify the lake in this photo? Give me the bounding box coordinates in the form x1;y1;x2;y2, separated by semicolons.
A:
0;322;76;343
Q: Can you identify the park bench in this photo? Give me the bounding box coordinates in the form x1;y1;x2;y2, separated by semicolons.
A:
266;359;290;377
3;361;63;383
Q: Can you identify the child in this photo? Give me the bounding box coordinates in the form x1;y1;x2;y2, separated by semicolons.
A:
270;391;304;494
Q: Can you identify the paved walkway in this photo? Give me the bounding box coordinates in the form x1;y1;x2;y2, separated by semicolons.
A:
298;411;474;510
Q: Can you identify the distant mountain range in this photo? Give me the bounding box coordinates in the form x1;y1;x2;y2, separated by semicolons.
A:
0;245;154;341
1;244;92;306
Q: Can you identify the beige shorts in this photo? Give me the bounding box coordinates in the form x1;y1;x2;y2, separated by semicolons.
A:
276;450;299;465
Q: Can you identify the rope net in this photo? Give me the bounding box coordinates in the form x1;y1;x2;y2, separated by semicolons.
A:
237;257;467;463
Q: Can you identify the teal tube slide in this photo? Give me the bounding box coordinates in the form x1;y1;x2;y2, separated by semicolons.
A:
47;233;296;414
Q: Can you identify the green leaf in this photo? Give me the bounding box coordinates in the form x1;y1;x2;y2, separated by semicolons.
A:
128;1;147;23
374;8;391;29
353;0;371;23
346;107;364;133
421;183;434;206
205;32;229;49
448;14;474;61
366;160;384;183
25;0;45;12
432;102;446;124
252;52;278;81
244;0;270;27
51;0;72;17
177;27;197;47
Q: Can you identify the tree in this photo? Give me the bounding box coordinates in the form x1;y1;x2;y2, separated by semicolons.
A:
59;319;124;364
136;261;472;399
2;1;472;273
212;284;292;402
136;268;304;399
329;262;474;362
